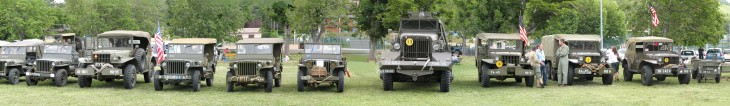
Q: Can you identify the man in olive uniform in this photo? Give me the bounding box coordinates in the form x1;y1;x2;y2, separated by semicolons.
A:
527;46;543;88
556;39;570;87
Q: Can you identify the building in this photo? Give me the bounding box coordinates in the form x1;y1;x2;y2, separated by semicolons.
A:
233;19;262;39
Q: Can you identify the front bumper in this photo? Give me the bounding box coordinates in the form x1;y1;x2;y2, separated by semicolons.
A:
379;60;452;71
75;63;123;76
26;72;55;78
655;68;691;75
230;75;265;83
155;74;191;80
487;66;533;76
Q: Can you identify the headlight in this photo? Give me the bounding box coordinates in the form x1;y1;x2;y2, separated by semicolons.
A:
185;62;191;67
433;44;440;50
51;62;57;66
266;61;272;65
579;57;584;61
113;56;120;61
161;62;167;67
520;57;525;62
33;61;37;65
195;61;202;65
393;43;401;50
232;63;237;68
657;58;662;62
257;63;263;67
495;56;500;60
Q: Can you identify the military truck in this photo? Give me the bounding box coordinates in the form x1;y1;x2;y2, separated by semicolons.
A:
379;12;453;92
297;44;347;93
227;38;283;92
542;34;615;85
76;30;154;89
689;54;723;83
26;33;88;87
475;33;534;87
0;39;44;85
154;38;217;92
622;36;691;86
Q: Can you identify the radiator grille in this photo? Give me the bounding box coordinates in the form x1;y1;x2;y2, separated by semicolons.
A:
402;36;431;60
236;62;258;75
164;61;187;75
36;60;53;72
501;56;520;65
93;54;111;63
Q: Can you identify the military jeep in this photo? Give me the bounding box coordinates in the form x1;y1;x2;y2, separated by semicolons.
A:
154;38;217;92
227;38;283;92
297;44;347;93
689;54;723;83
26;33;88;87
0;39;44;85
475;33;535;87
542;34;614;85
379;12;453;92
76;30;154;89
622;36;691;86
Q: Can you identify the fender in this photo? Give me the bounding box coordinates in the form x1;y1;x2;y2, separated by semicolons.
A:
642;60;659;64
569;59;579;64
481;59;495;64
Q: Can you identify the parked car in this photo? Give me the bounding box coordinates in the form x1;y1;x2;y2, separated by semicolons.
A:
705;48;724;61
724;49;730;62
680;50;698;65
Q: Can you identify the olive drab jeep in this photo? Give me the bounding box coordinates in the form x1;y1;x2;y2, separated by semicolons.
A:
475;33;535;87
227;38;284;93
542;34;615;85
297;44;348;93
76;30;155;89
154;38;218;92
379;11;453;92
689;52;723;83
622;36;691;86
26;33;88;87
0;39;44;85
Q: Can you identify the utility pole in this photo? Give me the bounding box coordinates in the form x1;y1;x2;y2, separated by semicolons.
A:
600;0;604;48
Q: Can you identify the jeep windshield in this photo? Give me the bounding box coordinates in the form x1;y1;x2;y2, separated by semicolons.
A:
643;42;672;51
43;45;73;54
1;47;26;54
97;37;132;48
487;39;521;50
567;41;600;51
237;44;272;54
304;45;341;54
168;44;203;54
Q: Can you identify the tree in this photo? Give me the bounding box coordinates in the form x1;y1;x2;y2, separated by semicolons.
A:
0;0;60;40
356;0;389;61
289;0;350;42
624;0;726;47
64;0;101;36
261;1;294;54
166;0;251;42
525;0;627;47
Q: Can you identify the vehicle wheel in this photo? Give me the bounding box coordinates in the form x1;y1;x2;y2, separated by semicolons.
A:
78;76;92;88
154;71;163;91
678;74;690;84
26;74;38;86
382;72;394;91
623;61;633;81
525;76;534;87
641;66;653;86
478;67;482;82
274;72;281;87
440;70;452;92
7;68;20;85
143;71;151;83
191;70;201;92
133;48;146;70
656;75;666;81
123;64;137;89
480;65;491;87
567;67;574;85
264;70;273;93
337;70;345;93
515;77;523;83
716;74;721;83
601;74;613;85
692;69;698;79
548;63;557;81
297;69;305;92
54;69;68;87
205;77;213;87
226;70;234;92
697;74;704;83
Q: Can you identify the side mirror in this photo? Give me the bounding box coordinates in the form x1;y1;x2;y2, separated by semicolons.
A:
130;40;141;44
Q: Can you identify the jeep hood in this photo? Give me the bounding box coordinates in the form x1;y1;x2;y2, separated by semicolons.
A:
645;51;679;57
570;52;602;57
490;51;522;56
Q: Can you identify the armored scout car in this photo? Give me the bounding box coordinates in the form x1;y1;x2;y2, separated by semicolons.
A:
379;12;453;92
1;39;44;85
475;33;535;87
26;33;88;87
154;38;218;92
542;34;614;85
297;44;347;93
226;38;284;92
622;36;691;86
76;30;154;89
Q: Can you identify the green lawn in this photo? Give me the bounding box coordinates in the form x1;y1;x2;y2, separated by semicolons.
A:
1;55;730;105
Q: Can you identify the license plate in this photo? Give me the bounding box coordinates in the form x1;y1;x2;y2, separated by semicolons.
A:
380;69;394;73
30;73;41;76
656;69;671;74
164;75;182;79
110;70;121;74
603;69;611;74
578;69;591;74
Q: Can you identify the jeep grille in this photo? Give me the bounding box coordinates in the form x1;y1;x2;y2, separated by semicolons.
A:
664;57;679;64
236;62;257;75
164;61;187;75
402;36;431;60
93;54;111;63
501;56;520;65
36;60;53;72
585;56;602;64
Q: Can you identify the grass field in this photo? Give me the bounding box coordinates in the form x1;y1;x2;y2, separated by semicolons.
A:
2;55;730;105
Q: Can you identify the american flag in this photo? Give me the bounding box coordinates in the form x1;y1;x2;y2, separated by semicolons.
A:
154;22;165;65
519;18;529;45
650;3;660;27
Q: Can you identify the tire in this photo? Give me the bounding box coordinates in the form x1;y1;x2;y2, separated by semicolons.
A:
478;67;482;82
480;65;491;87
123;64;137;89
264;71;273;93
567;67;574;85
78;76;92;88
337;70;345;93
382;72;394;91
226;70;234;92
656;75;666;81
26;74;38;86
7;68;19;85
440;70;452;92
143;71;151;83
641;66;653;86
716;74;721;83
297;69;305;92
54;69;68;87
525;76;534;87
134;48;146;70
697;74;704;83
154;71;163;91
601;74;613;85
274;77;281;87
623;61;633;81
548;63;557;81
678;74;690;84
205;77;213;87
191;70;201;92
692;70;698;79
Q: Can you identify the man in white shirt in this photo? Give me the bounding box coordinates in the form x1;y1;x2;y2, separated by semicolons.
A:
536;44;546;86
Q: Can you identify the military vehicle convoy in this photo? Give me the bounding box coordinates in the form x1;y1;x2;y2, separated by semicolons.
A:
379;12;453;92
226;38;284;92
297;43;347;93
622;36;691;86
153;38;217;92
0;39;44;85
76;30;154;89
542;34;615;85
26;33;88;87
475;33;534;87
